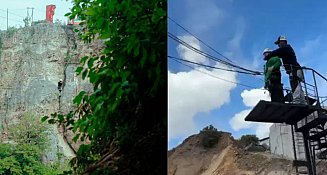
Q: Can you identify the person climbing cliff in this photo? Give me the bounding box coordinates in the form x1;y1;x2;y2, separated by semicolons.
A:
58;79;63;97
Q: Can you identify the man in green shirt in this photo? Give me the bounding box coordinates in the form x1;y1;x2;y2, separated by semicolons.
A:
263;48;284;103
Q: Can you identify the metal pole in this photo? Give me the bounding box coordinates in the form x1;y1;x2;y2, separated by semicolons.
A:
6;8;8;30
308;130;316;175
312;70;320;105
26;8;29;26
301;68;310;105
291;125;299;174
303;131;314;175
31;8;34;25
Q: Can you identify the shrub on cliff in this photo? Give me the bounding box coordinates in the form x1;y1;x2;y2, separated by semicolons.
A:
200;125;220;148
239;134;259;146
0;113;67;174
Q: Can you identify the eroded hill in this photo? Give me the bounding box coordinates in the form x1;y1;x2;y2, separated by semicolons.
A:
168;130;311;175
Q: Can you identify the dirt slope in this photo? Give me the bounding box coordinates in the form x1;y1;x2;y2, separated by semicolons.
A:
168;131;295;175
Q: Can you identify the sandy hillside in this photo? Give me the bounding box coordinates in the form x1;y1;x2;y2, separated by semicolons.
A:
168;131;302;175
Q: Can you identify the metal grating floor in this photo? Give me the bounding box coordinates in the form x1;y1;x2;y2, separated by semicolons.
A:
245;100;317;125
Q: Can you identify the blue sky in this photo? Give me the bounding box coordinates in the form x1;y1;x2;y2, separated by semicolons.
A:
0;0;72;30
168;0;327;150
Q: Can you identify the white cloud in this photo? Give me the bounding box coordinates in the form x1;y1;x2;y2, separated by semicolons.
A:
255;123;273;139
185;0;224;33
229;109;253;131
176;35;206;64
226;17;245;59
229;88;272;139
168;64;237;140
241;88;270;107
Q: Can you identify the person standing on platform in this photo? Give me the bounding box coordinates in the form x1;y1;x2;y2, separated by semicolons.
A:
263;48;284;103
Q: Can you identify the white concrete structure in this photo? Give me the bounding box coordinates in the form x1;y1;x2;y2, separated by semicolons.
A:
269;123;306;160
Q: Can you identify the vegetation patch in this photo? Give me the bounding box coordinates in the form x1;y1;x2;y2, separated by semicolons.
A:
239;134;259;146
0;112;70;174
5;27;17;38
199;125;221;148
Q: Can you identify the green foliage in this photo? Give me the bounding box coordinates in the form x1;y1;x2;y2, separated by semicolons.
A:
200;125;220;148
9;112;49;151
6;27;17;38
200;124;218;132
0;112;69;175
0;143;52;175
43;0;166;174
240;134;259;146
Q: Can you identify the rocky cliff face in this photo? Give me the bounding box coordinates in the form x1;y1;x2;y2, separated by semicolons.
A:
0;23;99;162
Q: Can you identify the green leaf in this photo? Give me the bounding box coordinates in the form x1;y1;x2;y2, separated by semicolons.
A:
75;66;83;75
73;134;80;142
41;116;48;122
80;56;89;64
133;42;140;57
140;47;147;67
48;119;55;124
127;35;136;54
117;57;125;68
88;57;95;68
99;32;111;39
97;17;104;28
108;82;120;97
122;80;129;87
73;91;86;105
58;115;64;123
85;8;96;16
64;12;72;17
82;69;88;80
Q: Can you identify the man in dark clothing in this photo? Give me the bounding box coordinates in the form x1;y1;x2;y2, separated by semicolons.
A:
58;79;63;97
265;36;302;93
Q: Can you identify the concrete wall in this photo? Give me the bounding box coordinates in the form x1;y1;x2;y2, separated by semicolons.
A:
269;123;306;160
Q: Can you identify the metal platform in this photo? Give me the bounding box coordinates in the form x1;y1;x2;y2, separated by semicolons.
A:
245;100;317;125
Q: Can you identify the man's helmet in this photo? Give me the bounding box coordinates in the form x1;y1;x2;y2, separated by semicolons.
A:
274;35;287;44
262;48;272;55
59;79;63;82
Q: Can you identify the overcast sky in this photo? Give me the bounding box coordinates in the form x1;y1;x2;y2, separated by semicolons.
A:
168;0;327;150
0;0;73;30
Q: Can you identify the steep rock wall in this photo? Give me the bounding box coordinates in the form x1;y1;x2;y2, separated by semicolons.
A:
0;23;98;162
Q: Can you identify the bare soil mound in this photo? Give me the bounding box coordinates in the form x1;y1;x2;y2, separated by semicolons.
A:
168;131;297;175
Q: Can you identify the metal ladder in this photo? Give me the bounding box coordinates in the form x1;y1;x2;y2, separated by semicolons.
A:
289;67;327;175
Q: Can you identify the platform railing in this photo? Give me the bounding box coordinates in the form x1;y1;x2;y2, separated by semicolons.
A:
282;65;327;109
